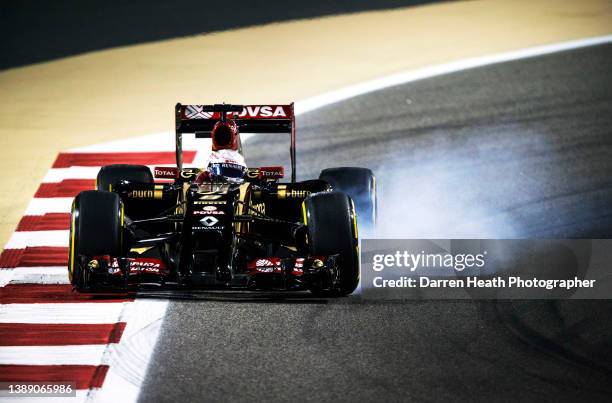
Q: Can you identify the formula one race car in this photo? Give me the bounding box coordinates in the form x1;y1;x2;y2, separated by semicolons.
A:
68;103;376;296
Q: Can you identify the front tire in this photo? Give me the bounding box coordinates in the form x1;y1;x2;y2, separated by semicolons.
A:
303;191;359;295
69;191;124;290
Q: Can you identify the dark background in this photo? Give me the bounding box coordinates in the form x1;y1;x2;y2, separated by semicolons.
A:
0;0;445;70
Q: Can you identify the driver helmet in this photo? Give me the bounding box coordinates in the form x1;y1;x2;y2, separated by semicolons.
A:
211;120;239;151
206;149;247;184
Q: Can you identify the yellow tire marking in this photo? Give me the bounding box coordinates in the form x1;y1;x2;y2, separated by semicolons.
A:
301;200;308;245
120;201;124;247
68;200;76;282
350;198;360;282
351;198;358;240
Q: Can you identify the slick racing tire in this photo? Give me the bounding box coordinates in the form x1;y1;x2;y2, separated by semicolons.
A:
69;191;124;290
303;191;359;296
319;167;376;231
96;164;153;191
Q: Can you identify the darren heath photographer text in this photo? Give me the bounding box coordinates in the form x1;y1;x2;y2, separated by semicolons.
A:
370;251;596;289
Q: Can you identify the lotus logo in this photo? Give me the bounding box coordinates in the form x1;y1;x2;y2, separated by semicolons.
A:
200;216;219;226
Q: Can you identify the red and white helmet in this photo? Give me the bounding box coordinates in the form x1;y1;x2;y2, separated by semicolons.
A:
206;149;247;184
211;120;239;151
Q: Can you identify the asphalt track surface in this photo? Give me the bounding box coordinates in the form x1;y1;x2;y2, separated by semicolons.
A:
139;44;612;402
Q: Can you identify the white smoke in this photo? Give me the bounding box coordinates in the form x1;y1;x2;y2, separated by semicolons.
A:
367;125;555;239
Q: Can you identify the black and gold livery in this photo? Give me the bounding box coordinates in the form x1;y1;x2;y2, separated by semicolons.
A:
68;103;375;296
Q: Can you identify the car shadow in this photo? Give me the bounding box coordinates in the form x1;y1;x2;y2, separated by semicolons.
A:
132;289;331;304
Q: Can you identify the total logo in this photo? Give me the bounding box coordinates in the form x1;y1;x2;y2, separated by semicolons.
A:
200;216;219;226
154;167;178;178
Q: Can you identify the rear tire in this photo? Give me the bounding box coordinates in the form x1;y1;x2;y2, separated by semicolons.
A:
69;191;123;290
319;167;376;231
303;191;359;295
96;164;153;191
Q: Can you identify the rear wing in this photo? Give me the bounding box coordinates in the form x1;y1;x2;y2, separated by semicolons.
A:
175;103;296;182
